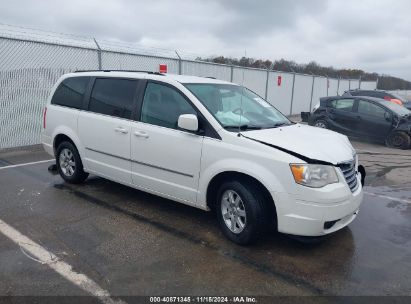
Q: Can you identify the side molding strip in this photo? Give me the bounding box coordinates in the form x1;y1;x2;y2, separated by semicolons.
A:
85;147;194;178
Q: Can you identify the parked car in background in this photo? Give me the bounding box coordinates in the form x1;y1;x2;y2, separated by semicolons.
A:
303;96;411;149
343;89;411;110
42;71;365;245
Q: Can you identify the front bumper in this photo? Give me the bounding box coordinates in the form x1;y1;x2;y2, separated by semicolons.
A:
273;173;363;236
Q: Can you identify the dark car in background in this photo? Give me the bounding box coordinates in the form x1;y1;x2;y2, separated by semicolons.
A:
303;96;411;149
343;89;411;110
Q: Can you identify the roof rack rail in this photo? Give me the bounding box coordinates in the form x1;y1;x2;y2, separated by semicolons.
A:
74;70;165;75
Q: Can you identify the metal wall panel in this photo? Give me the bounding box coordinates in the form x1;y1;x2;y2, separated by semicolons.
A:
328;78;339;96
232;67;267;97
292;75;313;114
181;61;231;81
101;51;179;73
349;79;360;90
360;81;378;90
266;72;294;114
338;80;350;95
311;77;328;111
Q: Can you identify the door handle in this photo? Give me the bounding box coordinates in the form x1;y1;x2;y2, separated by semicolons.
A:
134;130;149;138
114;127;129;134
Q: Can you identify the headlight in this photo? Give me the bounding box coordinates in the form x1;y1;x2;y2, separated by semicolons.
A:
290;164;339;188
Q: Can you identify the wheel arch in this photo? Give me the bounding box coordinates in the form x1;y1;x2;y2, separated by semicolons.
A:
54;134;74;154
386;130;411;149
52;127;83;159
206;171;277;230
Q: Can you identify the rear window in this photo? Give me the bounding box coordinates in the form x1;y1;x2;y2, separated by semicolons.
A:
88;78;138;119
51;77;90;109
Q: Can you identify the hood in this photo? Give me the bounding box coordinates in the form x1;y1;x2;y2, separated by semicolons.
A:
242;124;355;165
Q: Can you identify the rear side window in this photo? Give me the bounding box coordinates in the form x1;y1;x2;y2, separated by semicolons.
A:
329;99;354;111
51;77;90;109
358;100;387;118
89;78;138;119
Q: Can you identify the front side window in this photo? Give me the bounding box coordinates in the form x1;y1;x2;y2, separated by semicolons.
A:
141;82;197;129
89;78;138;119
184;84;290;130
51;77;89;109
329;99;355;111
358;100;388;119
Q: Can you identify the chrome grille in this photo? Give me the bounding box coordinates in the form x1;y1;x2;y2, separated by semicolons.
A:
338;160;359;193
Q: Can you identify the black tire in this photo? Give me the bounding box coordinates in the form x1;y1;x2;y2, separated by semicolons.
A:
216;180;267;245
56;141;88;184
314;119;328;129
385;131;411;150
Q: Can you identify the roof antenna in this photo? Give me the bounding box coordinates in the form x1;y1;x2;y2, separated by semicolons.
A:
238;50;246;135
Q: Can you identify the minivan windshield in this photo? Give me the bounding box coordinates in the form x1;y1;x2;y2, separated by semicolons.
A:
184;83;291;131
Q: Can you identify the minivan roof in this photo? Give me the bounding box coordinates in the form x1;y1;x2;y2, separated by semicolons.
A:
70;70;235;85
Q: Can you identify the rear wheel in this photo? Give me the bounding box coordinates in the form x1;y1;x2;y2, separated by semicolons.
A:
56;141;88;184
385;131;411;149
216;180;267;245
314;119;328;129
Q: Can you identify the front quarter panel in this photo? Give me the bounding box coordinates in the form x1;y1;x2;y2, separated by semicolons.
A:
197;135;297;209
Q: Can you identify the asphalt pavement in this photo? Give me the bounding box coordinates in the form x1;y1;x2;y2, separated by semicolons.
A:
0;142;410;301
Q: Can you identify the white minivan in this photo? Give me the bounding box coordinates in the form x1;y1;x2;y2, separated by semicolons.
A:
42;71;365;244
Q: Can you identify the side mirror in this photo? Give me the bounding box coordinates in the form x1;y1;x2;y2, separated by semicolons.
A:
178;114;198;132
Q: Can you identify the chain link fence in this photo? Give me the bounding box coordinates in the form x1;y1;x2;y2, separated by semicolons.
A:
0;24;377;149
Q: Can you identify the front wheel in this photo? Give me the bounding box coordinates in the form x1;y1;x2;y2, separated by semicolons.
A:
314;119;328;129
385;131;411;149
56;141;88;184
216;180;267;245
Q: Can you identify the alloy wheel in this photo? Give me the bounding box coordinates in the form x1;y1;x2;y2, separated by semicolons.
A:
221;189;247;234
315;121;327;128
390;134;405;147
59;148;76;177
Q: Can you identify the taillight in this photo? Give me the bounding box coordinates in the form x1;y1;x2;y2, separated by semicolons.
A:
43;107;47;129
390;99;403;106
383;96;391;101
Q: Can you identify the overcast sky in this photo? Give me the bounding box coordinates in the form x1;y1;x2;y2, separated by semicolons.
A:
0;0;410;80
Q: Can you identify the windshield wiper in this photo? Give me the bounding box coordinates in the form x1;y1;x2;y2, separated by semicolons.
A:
268;122;290;128
223;124;262;131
